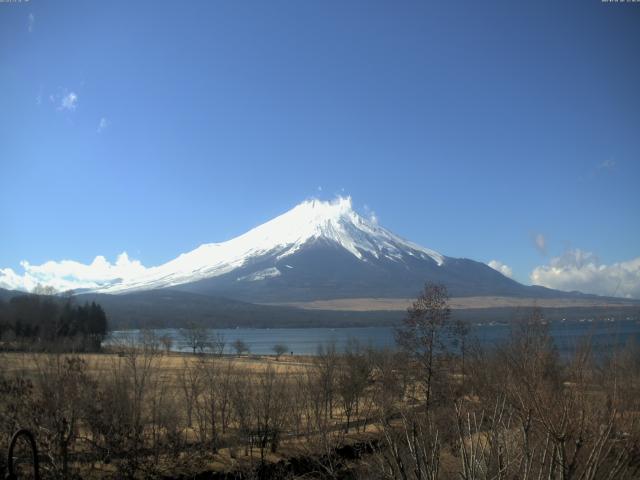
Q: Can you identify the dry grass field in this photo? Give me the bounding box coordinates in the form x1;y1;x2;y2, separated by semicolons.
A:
0;350;315;377
265;295;640;311
1;312;639;479
0;347;390;479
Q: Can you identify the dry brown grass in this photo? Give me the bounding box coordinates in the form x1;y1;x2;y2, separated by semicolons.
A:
0;350;315;376
264;296;639;311
1;349;381;478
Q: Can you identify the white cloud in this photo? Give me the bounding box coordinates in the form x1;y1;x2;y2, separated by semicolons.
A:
488;260;513;278
533;233;546;255
363;204;378;225
97;117;109;133
0;267;37;292
530;249;640;299
28;13;35;33
0;253;147;293
60;91;78;111
598;159;616;170
47;90;80;112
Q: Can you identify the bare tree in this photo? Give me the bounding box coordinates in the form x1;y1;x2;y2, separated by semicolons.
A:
140;328;160;353
84;332;161;478
180;322;210;354
272;343;288;360
253;366;290;461
372;409;441;480
232;338;249;356
159;334;173;355
32;284;58;296
192;355;235;452
211;331;226;356
337;338;371;432
461;308;640;480
178;357;202;429
395;282;456;411
371;348;409;421
315;341;338;421
31;354;94;478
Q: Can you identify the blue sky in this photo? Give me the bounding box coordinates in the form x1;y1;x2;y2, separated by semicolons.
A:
1;1;639;296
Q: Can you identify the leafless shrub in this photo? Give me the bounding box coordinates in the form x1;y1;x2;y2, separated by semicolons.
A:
29;354;94;479
0;364;37;478
372;409;441;480
337;338;372;433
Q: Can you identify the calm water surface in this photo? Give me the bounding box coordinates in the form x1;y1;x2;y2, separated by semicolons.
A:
108;320;640;357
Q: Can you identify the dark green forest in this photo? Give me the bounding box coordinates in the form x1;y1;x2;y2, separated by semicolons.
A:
0;294;108;351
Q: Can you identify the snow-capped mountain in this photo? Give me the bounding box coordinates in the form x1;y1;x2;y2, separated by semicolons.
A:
97;197;443;294
94;197;564;302
2;196;621;329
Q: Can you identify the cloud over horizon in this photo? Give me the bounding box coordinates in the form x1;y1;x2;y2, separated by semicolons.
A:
0;253;147;293
531;249;640;299
488;260;513;278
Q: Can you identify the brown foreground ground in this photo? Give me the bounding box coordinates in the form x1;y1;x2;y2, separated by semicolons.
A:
1;348;399;479
1;322;640;479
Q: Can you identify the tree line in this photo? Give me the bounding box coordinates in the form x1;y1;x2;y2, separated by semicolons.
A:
0;292;108;351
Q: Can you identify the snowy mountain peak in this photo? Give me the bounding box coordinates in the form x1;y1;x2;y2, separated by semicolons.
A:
298;196;362;226
97;197;444;294
268;196;362;240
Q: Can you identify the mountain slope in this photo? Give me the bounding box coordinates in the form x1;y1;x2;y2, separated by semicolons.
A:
77;289;403;329
0;288;21;302
91;197;601;303
172;238;546;302
97;197;445;295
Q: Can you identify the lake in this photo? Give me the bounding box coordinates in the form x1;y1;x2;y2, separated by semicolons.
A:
107;319;640;357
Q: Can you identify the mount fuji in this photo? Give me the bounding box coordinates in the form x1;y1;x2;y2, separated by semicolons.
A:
92;197;572;302
20;196;631;328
